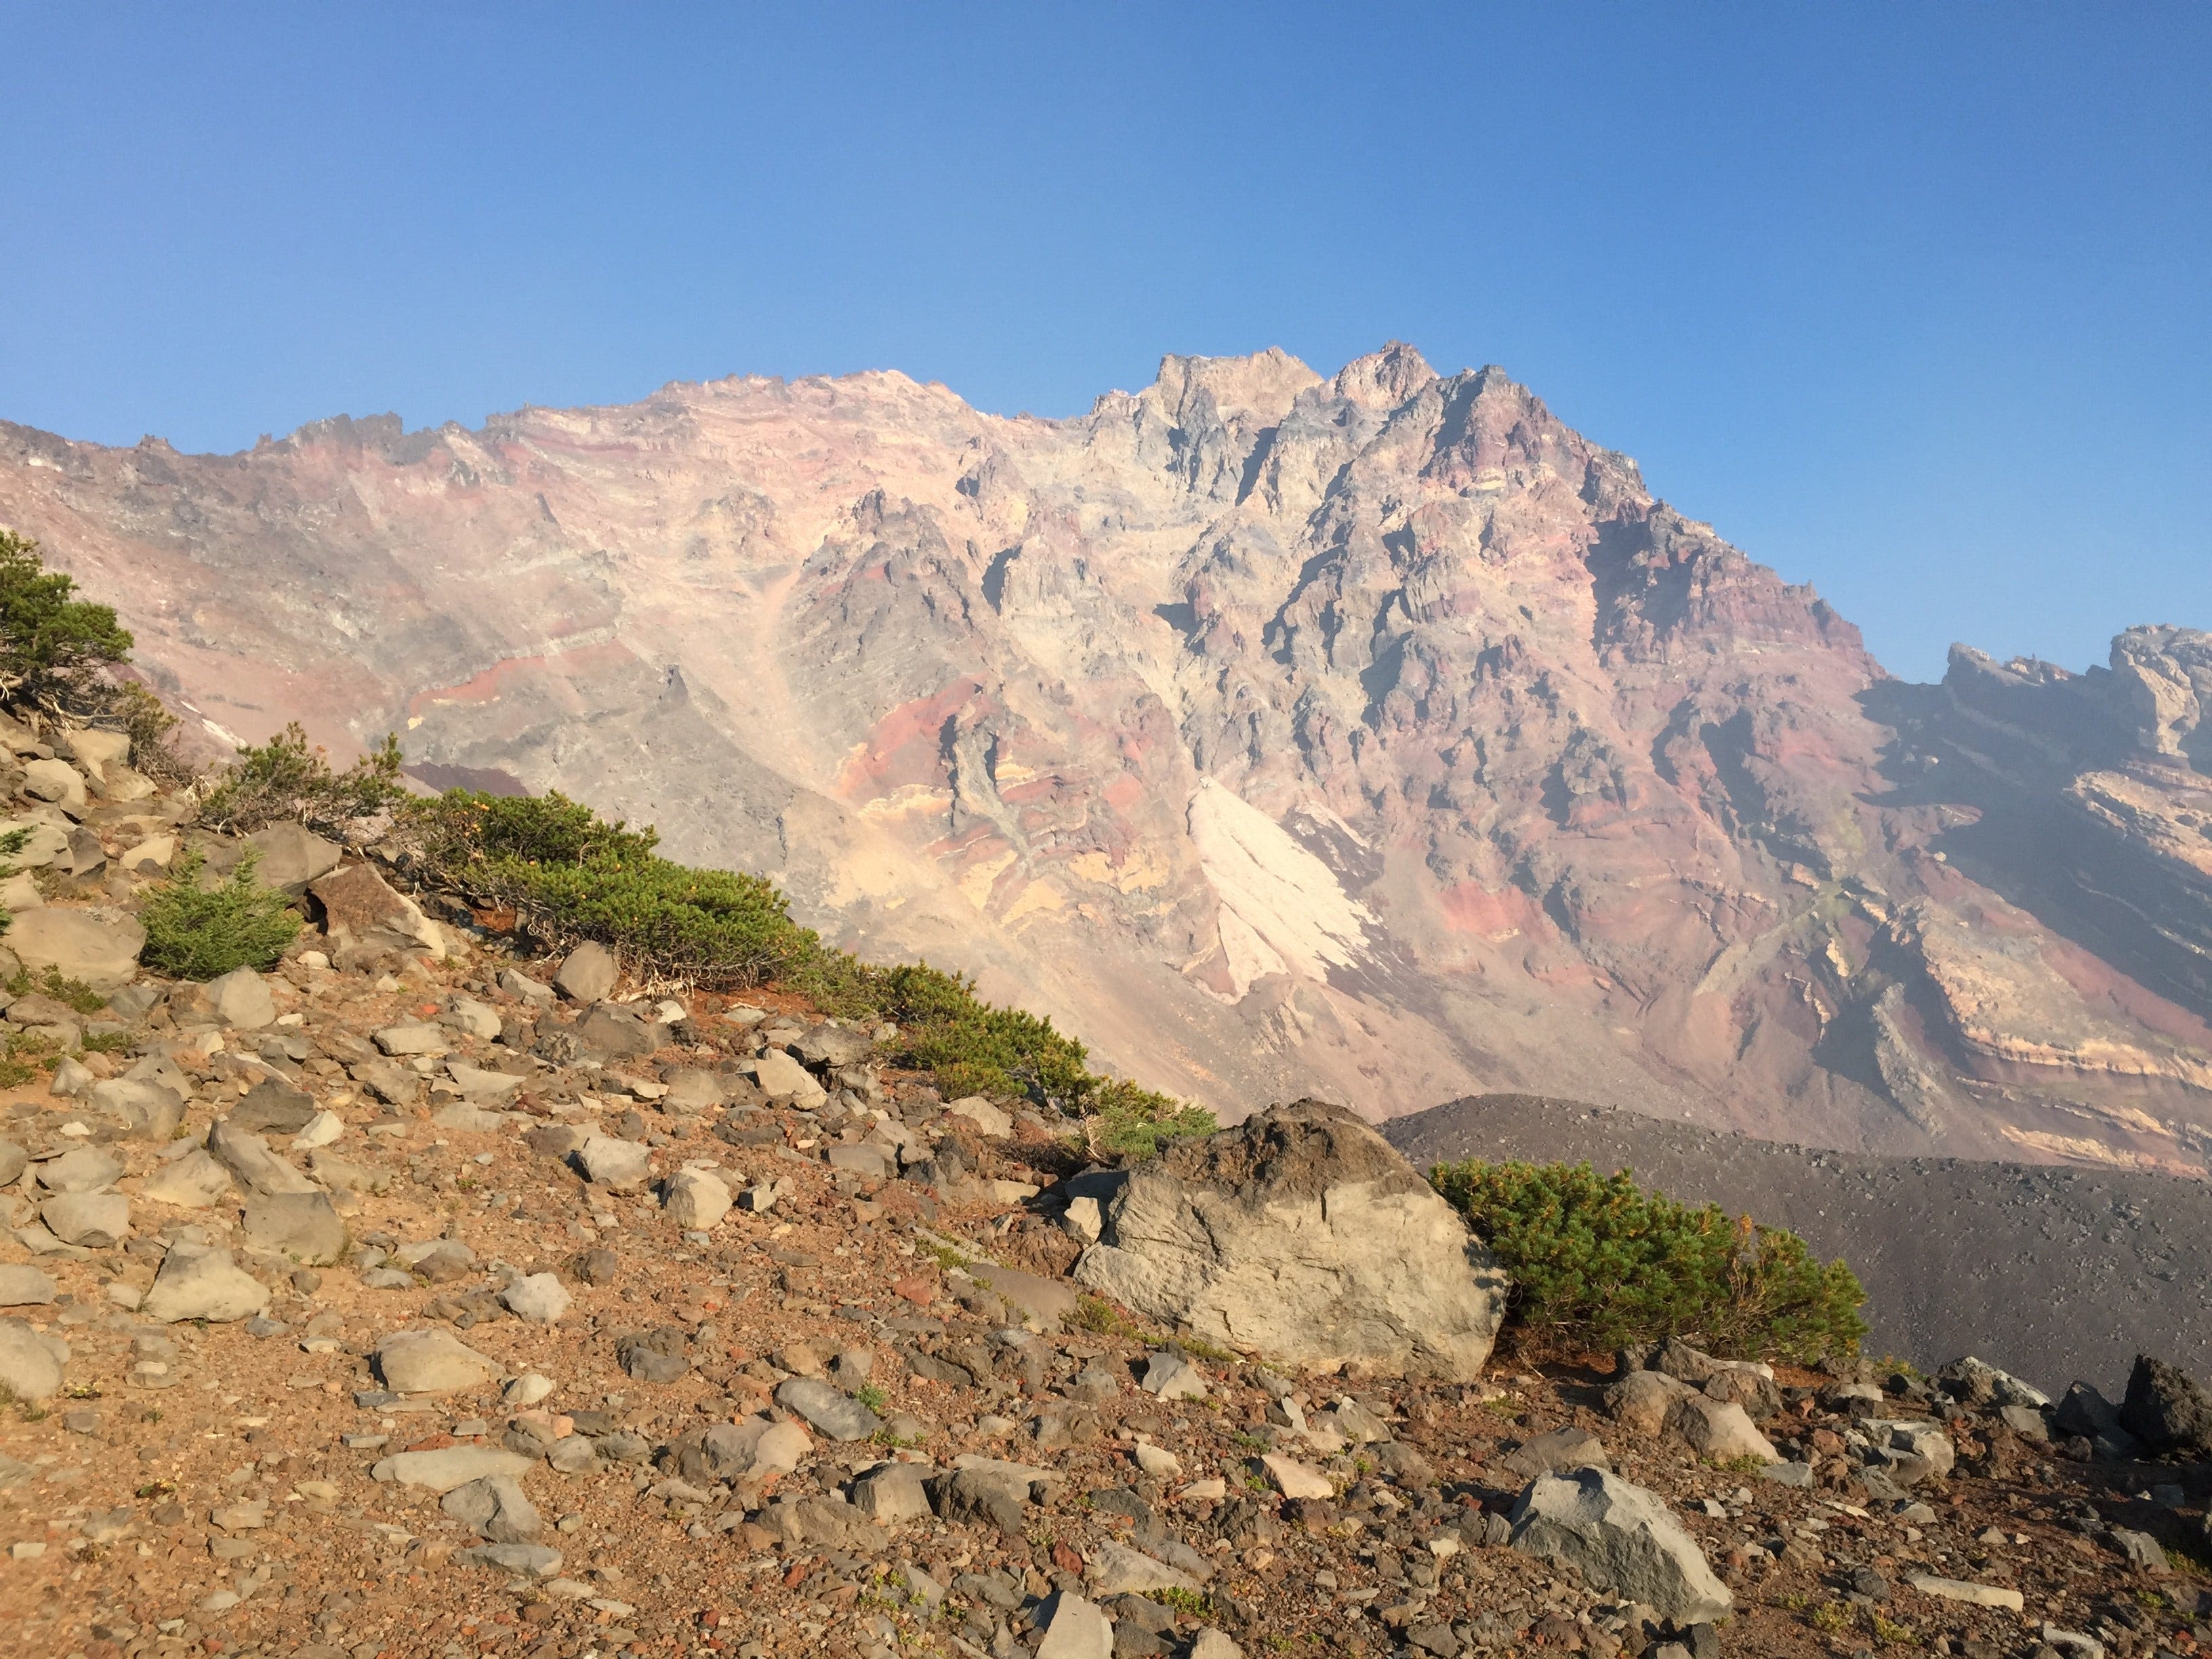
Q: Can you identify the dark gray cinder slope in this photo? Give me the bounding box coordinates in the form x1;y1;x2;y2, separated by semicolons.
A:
1383;1093;2212;1398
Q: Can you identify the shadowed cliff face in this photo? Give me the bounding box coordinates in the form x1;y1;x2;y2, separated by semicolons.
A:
4;345;2210;1170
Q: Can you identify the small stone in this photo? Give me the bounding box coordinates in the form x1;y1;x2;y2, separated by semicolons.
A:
753;1048;825;1107
202;966;277;1031
1132;1442;1182;1478
574;1134;652;1193
1904;1574;2024;1611
1036;1590;1114;1659
41;1190;131;1247
852;1462;933;1523
0;1318;66;1400
505;1374;556;1407
143;1245;270;1322
662;1167;731;1230
943;1096;1013;1138
1085;1539;1201;1595
1664;1395;1778;1464
452;1541;562;1576
291;1109;344;1149
37;1145;124;1193
140;1148;233;1208
1140;1352;1206;1400
373;1022;447;1057
1259;1454;1332;1500
501;1273;572;1324
241;1192;348;1264
371;1445;535;1492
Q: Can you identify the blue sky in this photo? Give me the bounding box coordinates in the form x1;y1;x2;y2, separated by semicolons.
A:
5;4;2207;682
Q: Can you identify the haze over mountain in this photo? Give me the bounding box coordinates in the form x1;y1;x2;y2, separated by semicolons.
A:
3;344;2209;1171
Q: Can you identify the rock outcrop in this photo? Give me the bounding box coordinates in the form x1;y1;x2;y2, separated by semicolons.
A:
1073;1099;1505;1378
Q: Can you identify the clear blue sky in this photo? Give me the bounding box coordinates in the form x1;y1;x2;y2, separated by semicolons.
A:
6;5;2207;682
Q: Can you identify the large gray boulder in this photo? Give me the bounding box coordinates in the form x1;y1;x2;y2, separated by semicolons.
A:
8;909;144;990
245;822;342;897
1507;1467;1732;1626
142;1245;270;1324
1072;1099;1506;1379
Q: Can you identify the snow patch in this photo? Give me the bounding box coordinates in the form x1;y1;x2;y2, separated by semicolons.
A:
1187;779;1373;998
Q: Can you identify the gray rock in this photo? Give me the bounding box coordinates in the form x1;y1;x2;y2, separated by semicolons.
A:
1036;1591;1114;1659
451;1539;562;1574
372;1446;534;1492
1606;1368;1696;1435
1188;1633;1242;1659
0;1141;24;1187
207;1118;321;1197
554;943;617;1002
795;1021;873;1068
1084;1540;1200;1595
20;758;87;813
201;966;276;1031
140;1148;233;1208
499;968;556;1008
241;1193;348;1264
441;1473;541;1542
376;1328;500;1394
1140;1353;1206;1400
1073;1099;1504;1380
852;1462;933;1522
47;1057;91;1099
89;1076;183;1140
1664;1395;1778;1463
661;1167;731;1229
0;1266;54;1307
2121;1355;2212;1454
1502;1427;1610;1479
659;1068;726;1113
229;1078;317;1134
143;1246;270;1323
37;1146;123;1193
371;1022;446;1057
41;1191;129;1247
572;1004;661;1059
753;1048;825;1106
245;823;343;897
574;1134;652;1193
499;1273;571;1324
0;1317;66;1400
9;909;144;991
775;1376;883;1441
1508;1467;1732;1626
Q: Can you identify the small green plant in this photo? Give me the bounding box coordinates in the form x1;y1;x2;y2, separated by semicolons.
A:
1073;1294;1139;1338
138;848;304;978
1154;1588;1214;1619
853;1383;888;1413
1713;1454;1768;1474
79;1030;131;1054
1870;1613;1914;1644
5;963;106;1013
199;721;409;837
1429;1159;1866;1363
0;531;134;716
1809;1601;1853;1634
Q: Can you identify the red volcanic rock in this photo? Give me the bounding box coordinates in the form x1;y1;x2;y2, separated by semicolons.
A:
3;348;2209;1169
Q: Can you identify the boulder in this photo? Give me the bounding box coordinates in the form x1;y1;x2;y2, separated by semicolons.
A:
753;1048;827;1107
668;1416;811;1485
0;819;68;868
441;1473;541;1542
794;1021;873;1068
0;1318;66;1401
500;1273;572;1324
1502;1427;1611;1480
1509;1468;1732;1626
207;1118;321;1196
20;758;87;813
1605;1368;1696;1436
554;943;617;1002
1035;1591;1113;1659
1073;1099;1505;1379
499;968;556;1008
572;1004;662;1059
2121;1355;2212;1454
59;728;130;779
377;1328;500;1394
0;1266;54;1307
308;862;446;960
229;1078;317;1135
775;1376;882;1441
8;909;144;990
141;1149;233;1208
143;1246;270;1323
573;1135;652;1193
1664;1395;1778;1464
662;1167;731;1230
241;1193;348;1264
201;966;276;1030
943;1095;1012;1138
245;823;343;897
41;1192;130;1248
36;1146;123;1193
91;1074;186;1139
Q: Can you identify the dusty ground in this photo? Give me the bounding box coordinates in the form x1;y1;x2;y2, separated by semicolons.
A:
0;941;2205;1659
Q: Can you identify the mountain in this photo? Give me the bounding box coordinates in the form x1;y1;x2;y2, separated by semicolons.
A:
3;345;2209;1167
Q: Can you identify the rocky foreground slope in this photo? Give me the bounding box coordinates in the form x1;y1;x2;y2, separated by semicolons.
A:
4;349;2211;1172
0;724;2209;1659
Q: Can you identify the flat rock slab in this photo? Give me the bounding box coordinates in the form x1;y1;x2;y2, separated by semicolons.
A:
1084;1540;1200;1595
0;1266;55;1307
1906;1574;2024;1611
242;1192;348;1264
377;1328;500;1393
501;1273;572;1324
1035;1591;1113;1659
373;1446;535;1492
972;1264;1078;1330
1502;1427;1611;1479
1260;1454;1332;1500
9;909;144;991
775;1376;882;1441
0;1319;65;1401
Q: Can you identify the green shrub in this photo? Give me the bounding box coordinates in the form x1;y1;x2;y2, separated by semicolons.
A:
1429;1159;1866;1364
0;530;134;716
138;849;303;979
199;722;409;838
401;787;1215;1149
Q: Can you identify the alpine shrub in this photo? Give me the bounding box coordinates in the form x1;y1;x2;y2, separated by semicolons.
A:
0;531;134;716
199;723;409;838
1430;1158;1866;1364
138;849;303;979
